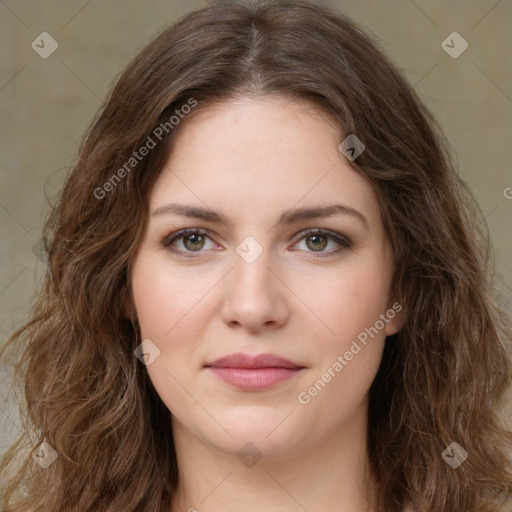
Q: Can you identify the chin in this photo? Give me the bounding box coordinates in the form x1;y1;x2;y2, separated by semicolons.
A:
200;411;303;458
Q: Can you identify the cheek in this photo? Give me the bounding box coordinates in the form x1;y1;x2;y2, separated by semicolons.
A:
130;257;213;413
292;251;392;406
295;264;389;414
130;257;205;391
131;254;216;339
297;254;393;345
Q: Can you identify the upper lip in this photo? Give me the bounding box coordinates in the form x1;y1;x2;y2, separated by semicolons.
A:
205;353;305;369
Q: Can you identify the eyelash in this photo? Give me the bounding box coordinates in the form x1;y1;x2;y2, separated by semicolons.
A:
161;228;352;259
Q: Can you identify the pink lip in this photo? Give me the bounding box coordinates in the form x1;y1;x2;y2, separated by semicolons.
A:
205;353;306;391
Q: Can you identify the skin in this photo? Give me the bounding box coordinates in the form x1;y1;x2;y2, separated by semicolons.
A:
128;96;403;512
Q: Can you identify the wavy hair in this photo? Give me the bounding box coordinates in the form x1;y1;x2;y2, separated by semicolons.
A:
1;1;511;510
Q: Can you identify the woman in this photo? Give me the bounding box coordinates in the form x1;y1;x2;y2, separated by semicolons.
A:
1;1;511;510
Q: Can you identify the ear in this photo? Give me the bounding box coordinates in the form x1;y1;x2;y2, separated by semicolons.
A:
384;300;405;336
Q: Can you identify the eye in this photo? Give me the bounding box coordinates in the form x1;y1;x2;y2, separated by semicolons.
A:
162;228;217;258
290;229;352;257
161;228;352;259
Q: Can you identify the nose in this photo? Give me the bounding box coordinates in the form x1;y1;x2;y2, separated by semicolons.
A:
220;245;290;334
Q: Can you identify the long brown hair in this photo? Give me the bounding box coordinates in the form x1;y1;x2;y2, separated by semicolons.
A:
1;1;511;510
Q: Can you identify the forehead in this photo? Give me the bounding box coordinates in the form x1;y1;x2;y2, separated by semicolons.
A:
169;95;341;161
149;96;381;231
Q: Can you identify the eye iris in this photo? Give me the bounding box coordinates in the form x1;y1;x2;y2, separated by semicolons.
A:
184;233;205;251
306;234;327;251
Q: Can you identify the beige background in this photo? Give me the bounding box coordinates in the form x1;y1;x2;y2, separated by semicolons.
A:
1;0;511;455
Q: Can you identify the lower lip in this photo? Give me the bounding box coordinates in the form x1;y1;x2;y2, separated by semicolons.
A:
206;367;304;391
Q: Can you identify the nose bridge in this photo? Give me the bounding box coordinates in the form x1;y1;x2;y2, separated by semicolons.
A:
232;234;275;296
220;234;289;331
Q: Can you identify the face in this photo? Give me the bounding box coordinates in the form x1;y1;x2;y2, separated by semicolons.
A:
129;95;401;461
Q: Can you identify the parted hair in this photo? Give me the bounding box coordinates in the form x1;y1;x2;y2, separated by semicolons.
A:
1;1;511;510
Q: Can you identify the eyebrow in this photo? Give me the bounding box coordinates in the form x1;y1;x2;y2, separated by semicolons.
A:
151;202;369;229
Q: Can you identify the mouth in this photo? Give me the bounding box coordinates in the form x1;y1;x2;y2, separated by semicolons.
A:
204;353;306;391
